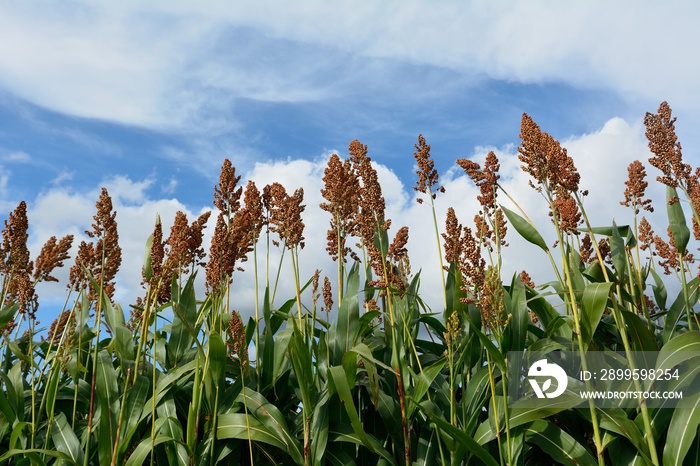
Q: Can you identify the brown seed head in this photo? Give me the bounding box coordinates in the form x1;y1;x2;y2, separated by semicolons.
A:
349;140;386;246
518;270;535;288
621;160;654;214
227;310;248;368
653;227;681;275
413;134;444;199
579;234;594;265
2;201;36;316
479;266;508;333
550;194;582;234
442;207;463;267
69;188;122;302
457;151;500;213
645;101;688;187
518;113;580;196
443;310;461;349
597;238;612;265
322;275;333;312
33;235;74;284
458;226;486;304
242;181;264;237
213;158;243;215
320;153;361;262
206;214;236;291
638;217;654;251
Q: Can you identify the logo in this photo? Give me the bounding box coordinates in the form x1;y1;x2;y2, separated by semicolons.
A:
528;359;568;398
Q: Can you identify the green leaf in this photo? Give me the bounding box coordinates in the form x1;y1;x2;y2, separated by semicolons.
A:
667;186;690;254
168;273;199;367
51;413;84;465
0;449;80;466
501;205;549;251
208;332;226;390
143;216;158;282
664;392;700;466
216;414;289;451
329;366;398;466
582;225;631;238
95;349;119;411
408;359;446;418
419;403;500;466
289;322;314;411
621;311;659;351
124;435;187;466
662;277;700;342
119;375;150;455
445;262;469;318
0;303;19;331
332;261;360;364
580;282;613;344
524;420;597;466
657;331;700;372
236;389;304;464
509;378;586;429
650;267;668;311
44;366;61;419
578;408;652;463
504;275;529;352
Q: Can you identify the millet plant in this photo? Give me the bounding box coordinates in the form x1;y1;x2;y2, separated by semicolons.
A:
0;101;698;465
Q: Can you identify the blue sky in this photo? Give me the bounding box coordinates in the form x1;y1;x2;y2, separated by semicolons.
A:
1;1;699;320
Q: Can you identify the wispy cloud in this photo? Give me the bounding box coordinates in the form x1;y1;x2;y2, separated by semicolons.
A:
1;1;696;134
4;151;31;163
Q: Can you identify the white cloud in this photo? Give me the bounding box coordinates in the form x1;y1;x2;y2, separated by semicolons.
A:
0;0;696;135
51;170;74;186
5;151;31;163
21;117;677;325
27;180;207;316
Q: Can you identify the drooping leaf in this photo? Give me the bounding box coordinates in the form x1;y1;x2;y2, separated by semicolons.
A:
524;419;597;466
329;366;398;466
419;402;500;466
501;205;548;252
580;282;613;345
51;413;84;465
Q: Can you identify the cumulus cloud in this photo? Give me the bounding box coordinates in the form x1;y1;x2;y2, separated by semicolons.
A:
22;115;666;325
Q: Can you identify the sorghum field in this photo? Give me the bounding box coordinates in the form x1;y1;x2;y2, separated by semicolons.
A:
1;102;698;465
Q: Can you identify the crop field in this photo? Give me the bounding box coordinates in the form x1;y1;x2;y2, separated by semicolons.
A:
1;102;698;465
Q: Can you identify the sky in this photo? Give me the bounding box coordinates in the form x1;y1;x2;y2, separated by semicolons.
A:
0;0;699;325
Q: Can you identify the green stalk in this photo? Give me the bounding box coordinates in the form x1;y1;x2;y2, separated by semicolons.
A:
501;365;513;466
555;228;605;465
84;298;103;466
372;216;411;466
110;368;131;466
239;365;255;465
271;242;286;306
486;352;505;466
577;194;661;466
29;319;36;449
150;299;158;466
428;191;448;312
631;211;654;330
251;229;261;390
335;212;345;306
290;247;304;332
